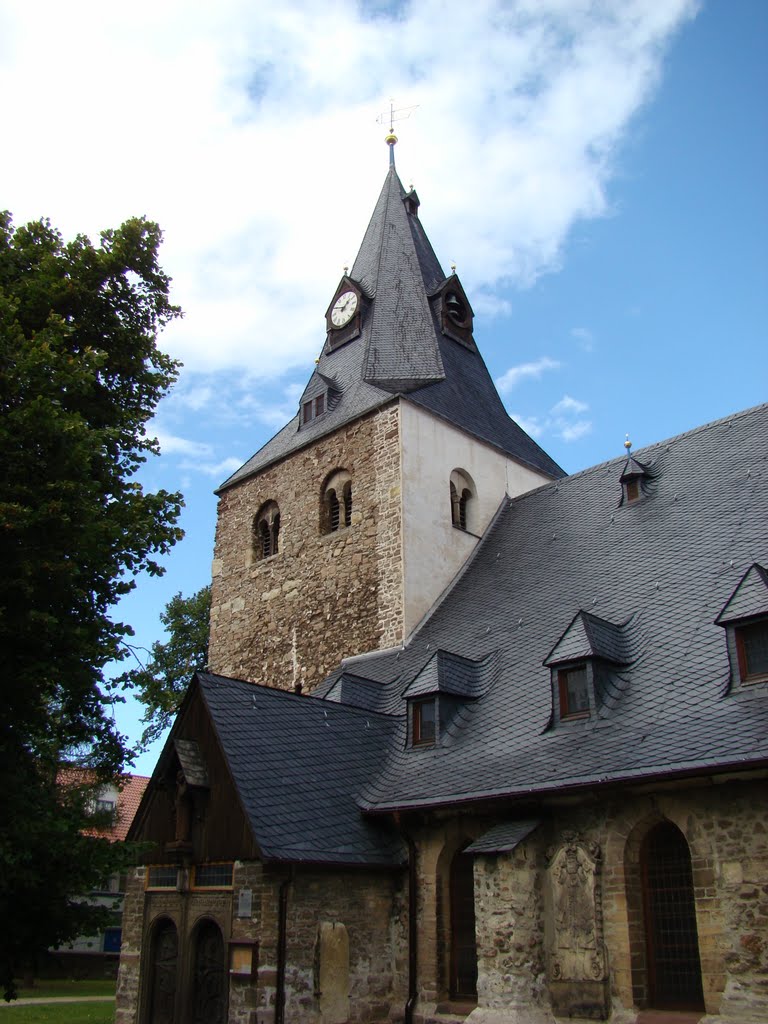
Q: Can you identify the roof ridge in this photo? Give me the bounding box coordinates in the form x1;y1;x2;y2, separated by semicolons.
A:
198;672;398;721
502;400;768;509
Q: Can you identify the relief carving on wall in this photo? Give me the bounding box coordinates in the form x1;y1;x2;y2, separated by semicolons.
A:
546;831;606;982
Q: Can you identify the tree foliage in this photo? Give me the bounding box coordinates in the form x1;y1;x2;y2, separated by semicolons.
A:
0;211;183;996
120;585;211;748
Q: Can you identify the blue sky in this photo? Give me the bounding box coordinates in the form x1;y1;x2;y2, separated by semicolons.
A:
1;0;766;775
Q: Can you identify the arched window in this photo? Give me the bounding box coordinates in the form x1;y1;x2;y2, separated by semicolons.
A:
253;501;280;560
321;470;352;534
450;846;478;999
640;822;704;1011
450;469;475;532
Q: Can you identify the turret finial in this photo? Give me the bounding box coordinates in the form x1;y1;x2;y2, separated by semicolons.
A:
376;99;419;167
624;433;633;454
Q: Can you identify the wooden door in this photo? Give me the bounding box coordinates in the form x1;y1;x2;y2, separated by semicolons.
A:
148;919;178;1024
642;822;704;1010
192;920;227;1024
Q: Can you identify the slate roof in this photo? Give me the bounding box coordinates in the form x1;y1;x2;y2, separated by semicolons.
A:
336;403;768;812
194;673;406;866
183;402;768;869
219;166;563;491
466;820;541;854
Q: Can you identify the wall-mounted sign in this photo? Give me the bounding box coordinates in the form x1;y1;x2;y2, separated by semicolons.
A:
237;888;253;919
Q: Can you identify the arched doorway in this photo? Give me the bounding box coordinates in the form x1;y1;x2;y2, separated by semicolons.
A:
450;847;478;999
642;821;704;1010
192;919;228;1024
147;918;178;1024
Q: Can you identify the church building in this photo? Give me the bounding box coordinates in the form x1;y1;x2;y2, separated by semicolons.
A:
116;140;768;1024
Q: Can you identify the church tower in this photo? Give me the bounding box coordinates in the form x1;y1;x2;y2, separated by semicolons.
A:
208;143;563;689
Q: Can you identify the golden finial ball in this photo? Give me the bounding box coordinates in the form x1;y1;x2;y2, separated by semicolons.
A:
385;131;398;146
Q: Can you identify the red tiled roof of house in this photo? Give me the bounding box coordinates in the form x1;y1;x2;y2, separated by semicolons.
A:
113;774;150;841
57;767;150;842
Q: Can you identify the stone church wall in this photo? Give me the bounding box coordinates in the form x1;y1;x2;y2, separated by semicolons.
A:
116;860;406;1024
209;403;403;689
467;777;768;1024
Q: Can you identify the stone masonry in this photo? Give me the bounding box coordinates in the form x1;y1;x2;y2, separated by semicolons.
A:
209;403;403;689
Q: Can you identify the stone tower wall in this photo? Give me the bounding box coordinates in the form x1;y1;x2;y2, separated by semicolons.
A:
208;402;402;689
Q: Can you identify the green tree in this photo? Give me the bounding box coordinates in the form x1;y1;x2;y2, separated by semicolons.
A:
0;211;183;997
120;585;211;748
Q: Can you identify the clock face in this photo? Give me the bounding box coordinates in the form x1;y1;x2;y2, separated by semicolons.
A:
331;290;358;328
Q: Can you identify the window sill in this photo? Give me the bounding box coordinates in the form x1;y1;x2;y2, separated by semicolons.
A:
451;524;481;539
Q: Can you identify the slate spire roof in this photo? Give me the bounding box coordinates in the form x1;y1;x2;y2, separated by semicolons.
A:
219;165;563;490
353;165;446;392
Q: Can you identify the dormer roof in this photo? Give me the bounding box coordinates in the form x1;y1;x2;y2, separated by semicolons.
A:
620;455;649;482
402;649;498;700
715;563;768;625
544;611;635;667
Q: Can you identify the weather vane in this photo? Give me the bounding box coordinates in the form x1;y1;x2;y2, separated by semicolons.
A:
377;100;419;164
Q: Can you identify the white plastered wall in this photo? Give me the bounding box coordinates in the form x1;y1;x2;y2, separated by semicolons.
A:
399;401;553;637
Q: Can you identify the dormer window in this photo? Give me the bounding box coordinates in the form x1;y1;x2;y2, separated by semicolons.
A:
302;394;325;424
715;564;768;690
558;665;590;719
624;478;640;503
619;447;649;504
404;650;495;748
435;276;476;350
545;611;634;725
445;291;469;327
412;699;436;746
735;619;768;682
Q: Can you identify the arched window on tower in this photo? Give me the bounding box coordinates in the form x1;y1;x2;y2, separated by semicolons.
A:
253;501;280;560
321;470;353;534
450;469;475;533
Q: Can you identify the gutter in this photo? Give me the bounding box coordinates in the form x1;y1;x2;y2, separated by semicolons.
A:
400;828;418;1024
275;867;292;1024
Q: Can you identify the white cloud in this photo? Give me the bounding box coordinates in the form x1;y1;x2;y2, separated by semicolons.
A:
510;412;545;439
0;0;698;376
496;357;561;394
513;394;592;443
570;327;594;352
154;432;213;459
552;394;589;416
179;456;244;480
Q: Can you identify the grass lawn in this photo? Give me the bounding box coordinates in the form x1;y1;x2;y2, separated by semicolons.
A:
11;981;115;1000
0;1005;114;1024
